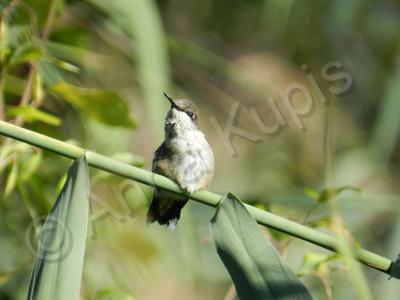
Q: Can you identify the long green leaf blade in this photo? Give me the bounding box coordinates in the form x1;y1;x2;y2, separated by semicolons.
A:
210;193;312;300
26;156;89;300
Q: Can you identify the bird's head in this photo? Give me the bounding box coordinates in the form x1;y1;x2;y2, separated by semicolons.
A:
163;93;199;138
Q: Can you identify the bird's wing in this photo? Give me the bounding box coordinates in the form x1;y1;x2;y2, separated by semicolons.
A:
152;142;174;178
147;143;187;226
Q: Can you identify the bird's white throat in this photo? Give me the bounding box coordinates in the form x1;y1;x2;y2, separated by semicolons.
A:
165;108;198;137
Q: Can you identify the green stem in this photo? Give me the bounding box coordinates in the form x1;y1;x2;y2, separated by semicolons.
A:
0;120;395;276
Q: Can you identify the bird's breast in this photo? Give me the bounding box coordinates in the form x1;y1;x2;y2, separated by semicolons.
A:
167;131;214;192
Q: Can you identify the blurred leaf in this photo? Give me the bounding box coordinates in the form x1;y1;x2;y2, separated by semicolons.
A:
0;143;37;177
210;193;312;300
5;160;18;197
307;216;331;229
0;46;11;66
304;188;319;200
45;41;110;67
20;151;43;181
27;177;51;214
297;252;338;277
96;288;135;300
55;173;67;194
33;71;44;104
26;156;89;300
0;1;12;11
8;43;42;66
317;186;361;203
0;267;24;286
254;203;269;211
38;60;65;85
268;227;291;242
3;74;26;95
113;230;157;263
7;105;61;126
49;26;89;48
22;0;55;27
3;25;32;48
370;54;400;164
50;81;136;128
46;57;80;73
0;142;30;167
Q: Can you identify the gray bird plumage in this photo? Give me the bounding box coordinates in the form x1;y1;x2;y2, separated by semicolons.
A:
147;94;214;228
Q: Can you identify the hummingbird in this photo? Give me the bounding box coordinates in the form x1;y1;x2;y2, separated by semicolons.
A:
147;93;215;228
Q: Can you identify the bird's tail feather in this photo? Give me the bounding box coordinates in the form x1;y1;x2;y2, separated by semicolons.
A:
147;194;187;228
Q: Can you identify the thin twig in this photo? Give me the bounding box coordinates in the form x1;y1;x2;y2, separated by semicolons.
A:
13;65;35;126
320;274;333;300
41;0;58;40
0;80;4;121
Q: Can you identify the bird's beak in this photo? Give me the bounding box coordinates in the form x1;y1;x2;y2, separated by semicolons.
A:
163;92;180;110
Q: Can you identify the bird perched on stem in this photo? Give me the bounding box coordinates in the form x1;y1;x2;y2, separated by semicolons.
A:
147;93;214;228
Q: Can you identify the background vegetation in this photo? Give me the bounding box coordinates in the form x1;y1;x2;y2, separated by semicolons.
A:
1;0;400;299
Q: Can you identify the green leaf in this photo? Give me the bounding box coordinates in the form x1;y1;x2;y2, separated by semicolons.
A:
8;43;42;66
210;193;312;300
38;60;65;86
268;227;291;242
304;188;319;200
306;216;331;229
26;156;89;300
5;160;18;197
3;74;26;96
7;105;61;126
46;57;80;73
20;151;43;181
318;186;361;203
3;25;32;48
50;81;136;128
0;142;30;173
0;141;30;157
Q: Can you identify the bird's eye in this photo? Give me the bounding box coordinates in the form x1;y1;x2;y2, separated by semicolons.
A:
187;112;194;119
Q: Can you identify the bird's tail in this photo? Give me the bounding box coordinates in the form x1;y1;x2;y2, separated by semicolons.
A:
147;191;187;229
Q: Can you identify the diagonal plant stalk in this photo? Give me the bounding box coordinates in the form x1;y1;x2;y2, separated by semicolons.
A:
0;120;397;278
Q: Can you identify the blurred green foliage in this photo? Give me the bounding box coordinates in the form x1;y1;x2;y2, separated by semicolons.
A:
1;0;400;299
